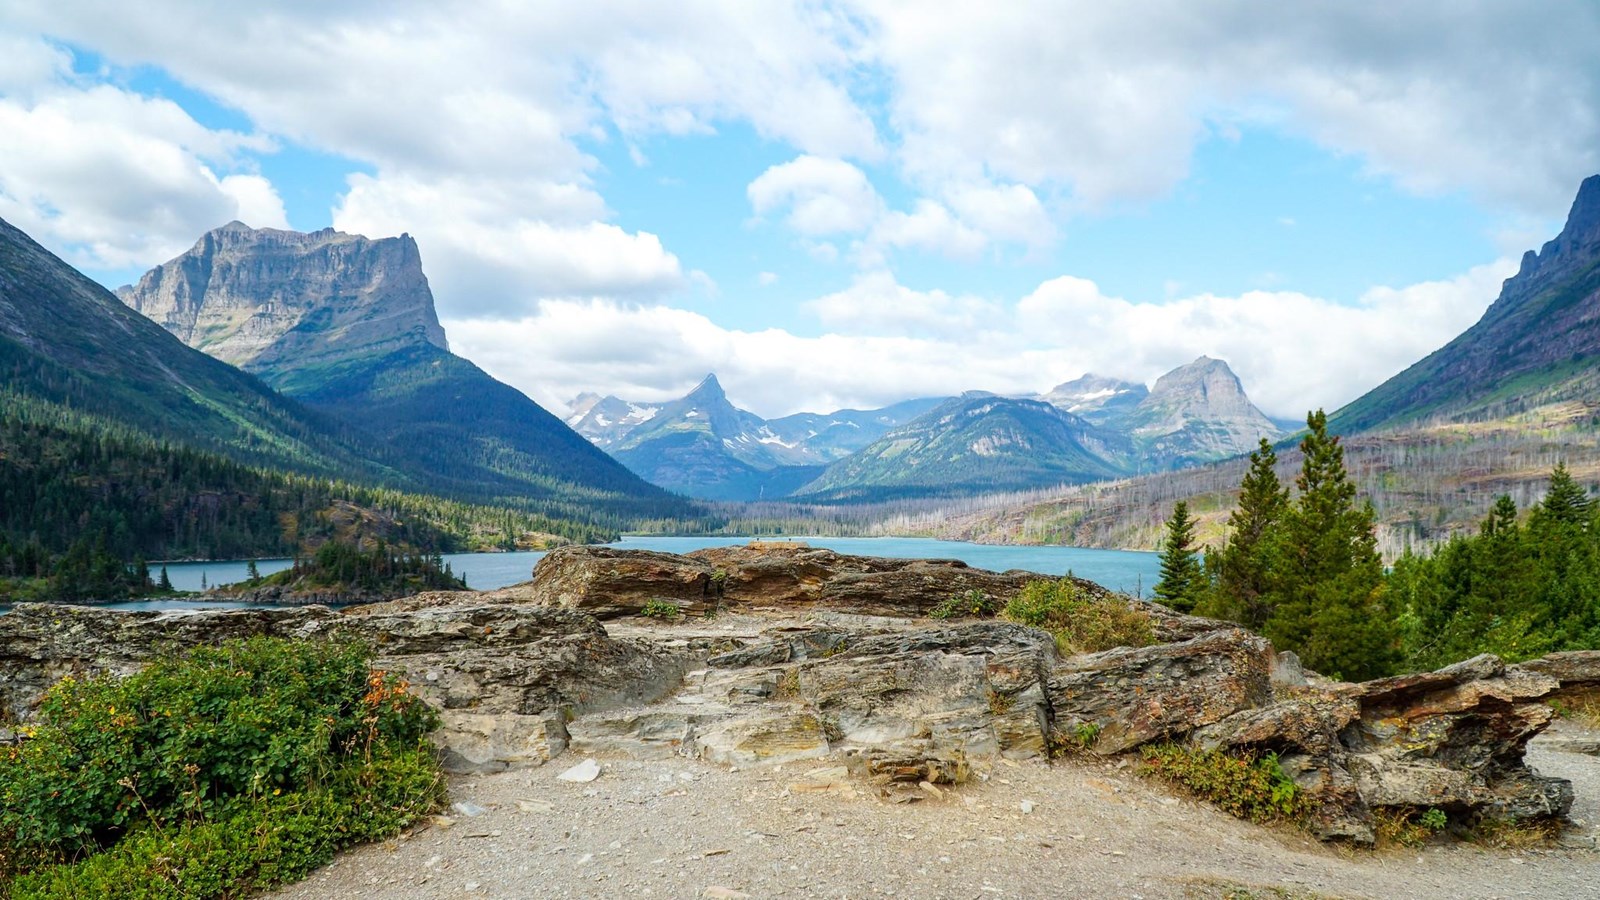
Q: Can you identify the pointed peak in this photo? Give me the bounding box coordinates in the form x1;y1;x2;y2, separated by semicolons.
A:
683;373;727;403
1563;173;1600;240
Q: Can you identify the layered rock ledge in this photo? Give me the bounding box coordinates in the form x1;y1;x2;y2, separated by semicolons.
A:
3;544;1595;845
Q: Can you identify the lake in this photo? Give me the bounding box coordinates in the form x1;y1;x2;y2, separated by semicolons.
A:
7;537;1160;614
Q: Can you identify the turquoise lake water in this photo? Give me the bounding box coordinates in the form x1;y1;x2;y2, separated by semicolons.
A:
5;536;1160;613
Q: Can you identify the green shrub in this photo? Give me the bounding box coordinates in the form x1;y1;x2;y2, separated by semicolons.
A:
929;589;999;620
1137;744;1309;824
640;599;683;620
1002;579;1155;654
0;637;444;896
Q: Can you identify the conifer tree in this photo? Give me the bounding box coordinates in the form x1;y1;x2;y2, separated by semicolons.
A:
1197;438;1287;629
1266;410;1396;681
158;566;173;592
1154;500;1204;612
1533;462;1594;527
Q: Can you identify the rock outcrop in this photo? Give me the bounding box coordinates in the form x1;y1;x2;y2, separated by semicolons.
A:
2;545;1591;845
118;222;448;376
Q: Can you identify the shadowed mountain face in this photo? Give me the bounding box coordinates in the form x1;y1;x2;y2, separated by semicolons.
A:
120;223;680;518
0;215;379;476
1333;175;1600;433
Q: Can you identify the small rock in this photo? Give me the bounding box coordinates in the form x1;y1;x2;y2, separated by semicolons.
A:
516;798;555;813
558;758;602;783
452;801;488;817
918;781;944;798
1020;800;1035;814
704;888;751;899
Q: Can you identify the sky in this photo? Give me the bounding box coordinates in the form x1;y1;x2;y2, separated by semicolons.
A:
2;1;1598;420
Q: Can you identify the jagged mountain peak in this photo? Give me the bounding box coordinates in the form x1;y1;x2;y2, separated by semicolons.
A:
685;372;727;402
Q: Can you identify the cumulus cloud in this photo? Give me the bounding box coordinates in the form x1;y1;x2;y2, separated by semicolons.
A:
334;173;685;316
858;0;1600;216
747;156;1048;264
747;155;883;235
807;270;1002;337
0;80;284;268
449;260;1515;420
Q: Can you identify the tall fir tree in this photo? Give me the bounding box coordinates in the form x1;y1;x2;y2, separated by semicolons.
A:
1154;500;1205;612
1266;410;1397;681
1197;438;1288;630
1532;462;1594;528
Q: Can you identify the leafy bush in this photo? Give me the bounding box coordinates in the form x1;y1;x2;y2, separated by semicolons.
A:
0;637;444;896
1002;579;1155;654
929;589;999;620
640;599;683;620
1137;744;1309;824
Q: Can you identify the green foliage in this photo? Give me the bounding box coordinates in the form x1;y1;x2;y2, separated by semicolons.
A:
1261;411;1397;681
1138;744;1310;824
1074;722;1101;749
1392;465;1600;669
1153;500;1205;612
639;599;684;620
1002;578;1155;655
257;540;467;598
1197;438;1288;630
0;637;443;894
1419;807;1449;831
928;589;1000;619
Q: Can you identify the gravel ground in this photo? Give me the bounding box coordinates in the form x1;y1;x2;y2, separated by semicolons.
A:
274;722;1599;900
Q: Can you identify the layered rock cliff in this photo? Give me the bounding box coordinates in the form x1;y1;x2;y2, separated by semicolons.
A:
118;222;449;384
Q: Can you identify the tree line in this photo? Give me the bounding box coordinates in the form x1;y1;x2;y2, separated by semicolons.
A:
1153;410;1597;680
0;391;621;602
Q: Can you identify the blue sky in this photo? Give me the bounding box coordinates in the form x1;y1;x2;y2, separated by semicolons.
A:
1;2;1596;418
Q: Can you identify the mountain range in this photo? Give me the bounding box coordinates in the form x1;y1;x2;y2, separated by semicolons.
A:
566;356;1284;501
118;223;679;522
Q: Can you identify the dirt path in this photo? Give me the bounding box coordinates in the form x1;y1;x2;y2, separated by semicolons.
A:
276;724;1598;900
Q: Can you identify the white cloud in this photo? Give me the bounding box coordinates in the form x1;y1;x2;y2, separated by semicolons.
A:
757;271;779;286
334;173;685;317
1014;260;1517;417
747;155;883;235
807;270;1002;337
0;82;284;268
856;0;1600;216
869;200;987;260
449;260;1514;420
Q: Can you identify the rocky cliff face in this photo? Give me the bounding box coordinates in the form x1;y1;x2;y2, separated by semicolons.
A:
118;222;449;382
1120;356;1283;467
3;544;1590;845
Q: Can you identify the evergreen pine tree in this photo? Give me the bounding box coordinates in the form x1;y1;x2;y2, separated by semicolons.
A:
158;566;173;592
1154;501;1204;612
1197;438;1287;629
1266;410;1396;681
1533;462;1594;527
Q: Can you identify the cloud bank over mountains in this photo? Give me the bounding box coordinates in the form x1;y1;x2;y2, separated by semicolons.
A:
1;1;1595;416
